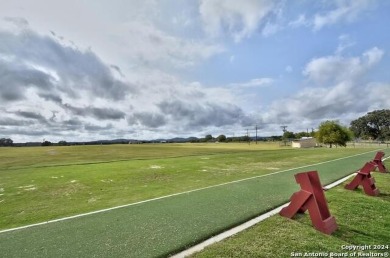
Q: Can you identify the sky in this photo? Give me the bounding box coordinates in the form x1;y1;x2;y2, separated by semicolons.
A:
0;0;389;142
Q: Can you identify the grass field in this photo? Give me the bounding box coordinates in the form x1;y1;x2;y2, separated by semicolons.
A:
0;143;387;257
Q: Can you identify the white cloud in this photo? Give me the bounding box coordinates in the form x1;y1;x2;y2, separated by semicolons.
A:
283;1;376;32
261;47;386;129
261;2;284;37
0;24;250;142
268;82;357;121
199;0;276;42
313;0;374;31
366;82;390;110
0;1;224;73
303;47;384;85
110;20;225;70
229;78;274;88
288;14;309;28
0;1;388;141
335;34;355;54
363;47;384;66
303;56;360;84
262;22;282;37
171;13;192;27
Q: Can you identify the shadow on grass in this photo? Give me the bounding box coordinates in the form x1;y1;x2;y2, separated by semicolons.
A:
378;192;390;200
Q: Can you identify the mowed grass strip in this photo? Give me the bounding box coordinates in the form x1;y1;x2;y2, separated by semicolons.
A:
0;144;381;229
0;148;383;257
193;166;390;258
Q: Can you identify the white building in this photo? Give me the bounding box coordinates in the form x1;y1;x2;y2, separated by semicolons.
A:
292;137;317;148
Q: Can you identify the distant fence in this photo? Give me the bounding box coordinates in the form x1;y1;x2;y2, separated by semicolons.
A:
278;141;390;148
347;141;390;148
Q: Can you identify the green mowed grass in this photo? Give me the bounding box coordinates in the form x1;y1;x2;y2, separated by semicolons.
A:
0;144;386;257
0;142;284;170
193;170;390;258
0;144;383;229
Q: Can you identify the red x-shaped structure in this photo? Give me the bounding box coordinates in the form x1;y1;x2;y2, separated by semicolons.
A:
373;151;388;173
280;171;337;235
345;161;380;196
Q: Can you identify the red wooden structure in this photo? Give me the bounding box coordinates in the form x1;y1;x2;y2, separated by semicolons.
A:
372;151;388;173
280;171;337;234
345;161;380;196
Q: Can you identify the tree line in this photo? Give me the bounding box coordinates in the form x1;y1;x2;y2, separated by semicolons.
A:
282;130;315;140
1;109;389;147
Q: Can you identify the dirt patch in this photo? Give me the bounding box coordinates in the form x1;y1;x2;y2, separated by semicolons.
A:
17;185;35;189
100;179;114;183
47;149;58;155
150;165;163;169
143;173;172;183
17;185;37;191
24;187;37;191
50;182;86;197
88;197;97;203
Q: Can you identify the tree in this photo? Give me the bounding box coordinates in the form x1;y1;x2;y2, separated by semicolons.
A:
0;138;13;146
317;121;352;148
42;141;52;146
216;134;226;142
204;134;213;142
283;131;295;139
350;109;390;140
58;140;68;146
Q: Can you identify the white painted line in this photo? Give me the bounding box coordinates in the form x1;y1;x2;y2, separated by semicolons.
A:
0;149;382;234
323;173;357;190
171;172;358;258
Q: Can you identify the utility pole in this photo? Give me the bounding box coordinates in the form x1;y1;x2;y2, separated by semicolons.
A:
255;124;258;144
281;125;288;147
247;129;250;145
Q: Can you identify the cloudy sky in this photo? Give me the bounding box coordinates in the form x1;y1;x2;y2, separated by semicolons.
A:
0;0;389;142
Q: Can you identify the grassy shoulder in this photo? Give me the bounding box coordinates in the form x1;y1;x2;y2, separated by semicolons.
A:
193;171;390;258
